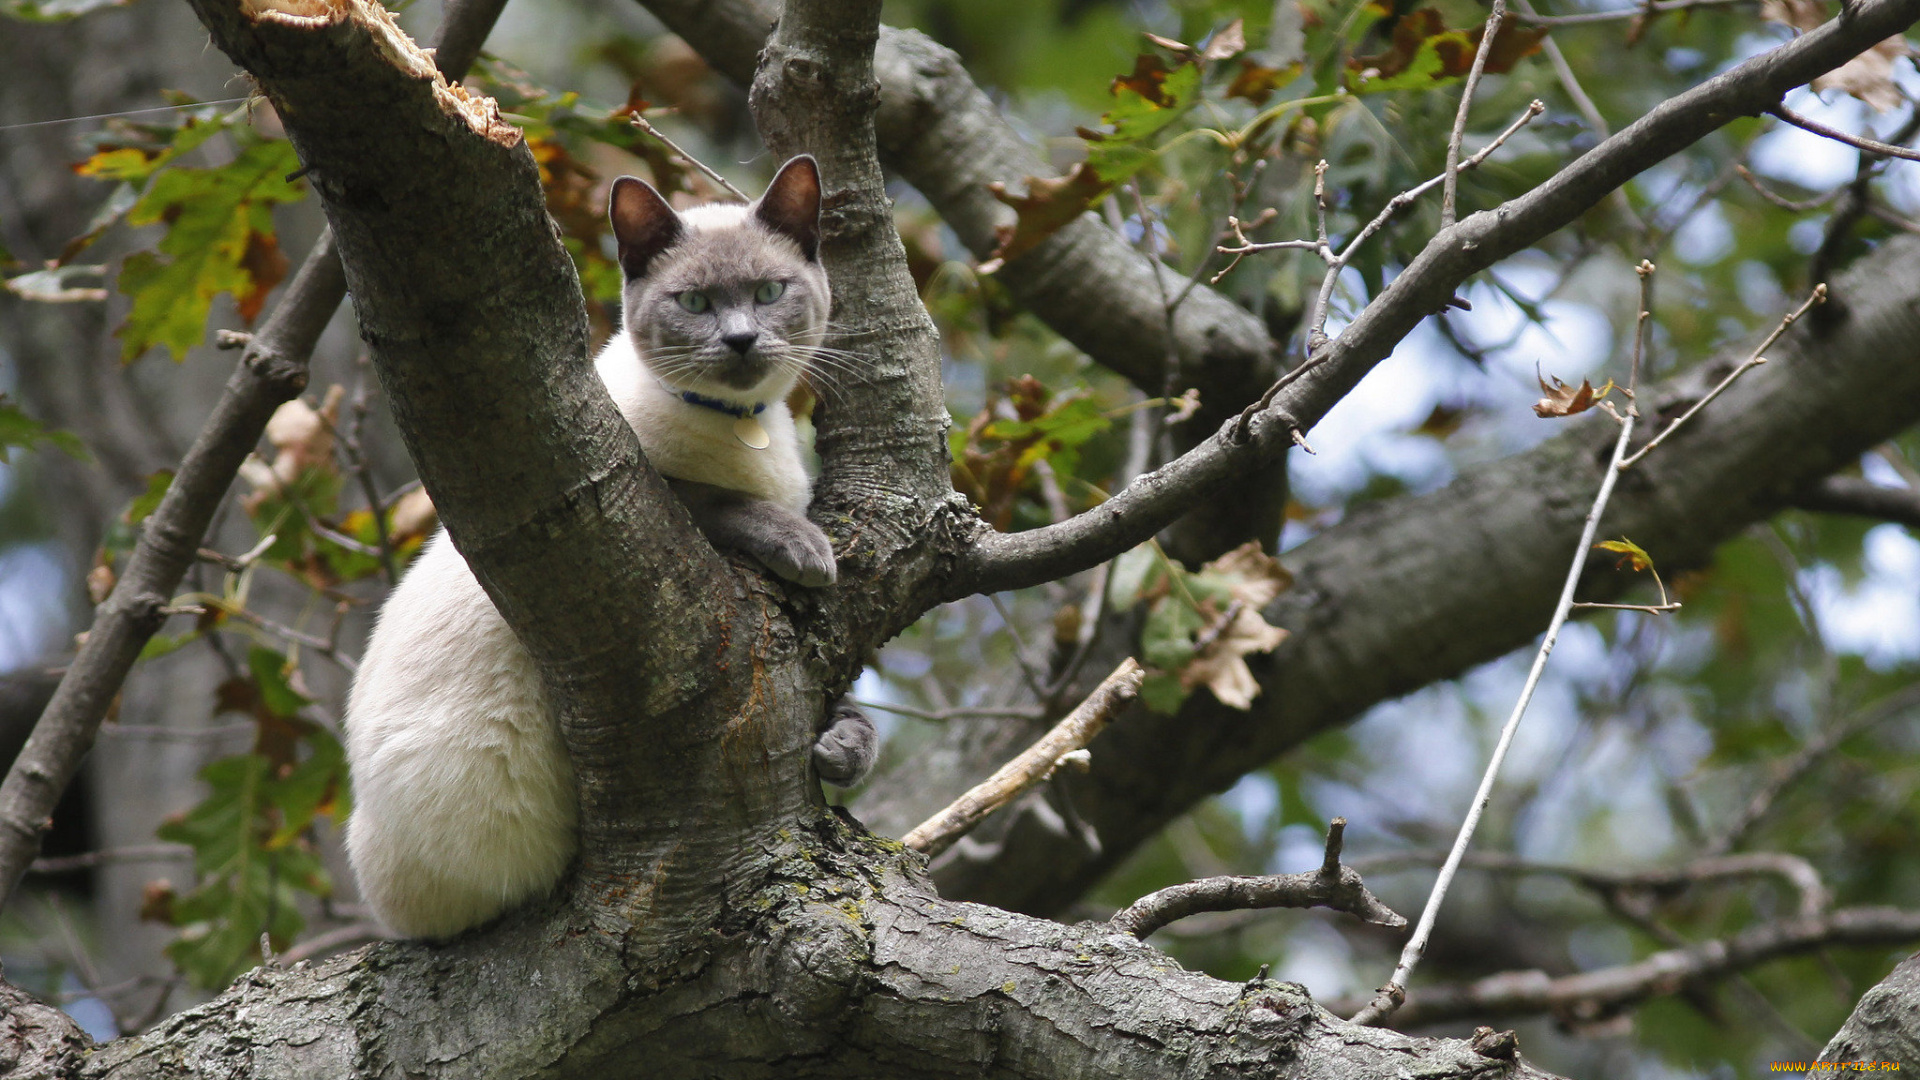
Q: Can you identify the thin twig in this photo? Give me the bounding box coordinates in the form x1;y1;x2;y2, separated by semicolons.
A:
1331;905;1920;1028
1351;849;1830;919
1768;102;1920;163
1711;681;1920;854
340;354;398;585
986;592;1053;702
1619;283;1826;469
902;659;1143;859
848;698;1043;723
29;843;193;874
1109;818;1406;938
1441;0;1508;230
628;115;751;201
1736;164;1844;213
1351;264;1652;1028
281;921;390;964
1511;0;1750;25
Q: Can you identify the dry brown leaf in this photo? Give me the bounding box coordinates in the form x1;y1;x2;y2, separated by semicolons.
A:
387;486;438;539
1227;59;1294;105
1112;53;1181;105
1532;370;1613;418
234;230;289;325
261;384;344;489
1760;0;1825;32
1180;607;1289;709
1207;541;1294;608
1814;35;1908;112
1202;18;1247;61
980;165;1110;271
1177;541;1293;710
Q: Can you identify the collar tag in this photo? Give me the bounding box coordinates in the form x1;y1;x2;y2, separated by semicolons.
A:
733;415;773;450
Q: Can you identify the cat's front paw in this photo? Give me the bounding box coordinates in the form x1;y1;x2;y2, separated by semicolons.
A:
813;701;876;787
759;523;837;588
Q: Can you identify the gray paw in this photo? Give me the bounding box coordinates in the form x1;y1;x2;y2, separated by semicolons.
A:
760;524;837;588
813;701;876;787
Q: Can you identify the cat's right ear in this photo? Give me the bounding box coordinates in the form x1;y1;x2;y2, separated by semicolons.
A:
609;176;685;280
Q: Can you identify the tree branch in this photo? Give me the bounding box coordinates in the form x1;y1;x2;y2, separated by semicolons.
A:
49;816;1577;1079
1788;475;1920;528
1110;818;1407;938
1328;906;1920;1029
902;659;1141;858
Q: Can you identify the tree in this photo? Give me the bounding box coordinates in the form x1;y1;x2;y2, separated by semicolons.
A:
3;0;1920;1073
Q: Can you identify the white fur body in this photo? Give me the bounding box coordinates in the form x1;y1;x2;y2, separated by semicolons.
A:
346;202;815;938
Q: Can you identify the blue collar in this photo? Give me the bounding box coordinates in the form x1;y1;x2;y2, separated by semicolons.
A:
658;380;767;420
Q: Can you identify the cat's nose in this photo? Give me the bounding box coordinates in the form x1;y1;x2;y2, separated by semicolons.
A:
722;331;758;355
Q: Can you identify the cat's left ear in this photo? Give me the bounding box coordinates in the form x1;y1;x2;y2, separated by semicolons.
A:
753;155;822;261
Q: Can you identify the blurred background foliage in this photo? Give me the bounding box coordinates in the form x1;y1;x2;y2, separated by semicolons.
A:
2;0;1918;1073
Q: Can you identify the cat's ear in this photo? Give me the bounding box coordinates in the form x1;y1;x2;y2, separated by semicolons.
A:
753;155;821;261
609;176;685;279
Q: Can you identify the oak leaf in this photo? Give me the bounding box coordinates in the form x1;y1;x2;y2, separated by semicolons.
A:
1532;370;1613;418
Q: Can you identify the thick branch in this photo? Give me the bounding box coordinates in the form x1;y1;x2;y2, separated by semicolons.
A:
1821;950;1920;1064
52;817;1573;1080
1789;475;1920;528
184;0;814;912
749;0;961;688
1329;906;1920;1029
0;0;512;914
950;0;1920;597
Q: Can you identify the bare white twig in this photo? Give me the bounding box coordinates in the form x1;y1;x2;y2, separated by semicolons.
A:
1350;261;1654;1027
1442;0;1508;230
1619;283;1827;469
1511;0;1749;25
902;659;1143;859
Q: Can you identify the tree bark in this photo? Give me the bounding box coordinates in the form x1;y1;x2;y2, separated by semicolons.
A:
1821;950;1920;1065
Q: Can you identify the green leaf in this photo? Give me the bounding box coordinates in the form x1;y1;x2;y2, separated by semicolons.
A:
1138;672;1191;714
126;468;173;524
116;139;306;362
266;729;349;847
157;739;339;989
1084;60;1202;183
0;395;89;464
247;646;311;718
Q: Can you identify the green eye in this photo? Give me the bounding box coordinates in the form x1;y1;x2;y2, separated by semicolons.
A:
754;281;787;304
677;292;711;313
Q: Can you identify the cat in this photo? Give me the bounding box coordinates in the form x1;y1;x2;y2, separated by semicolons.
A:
344;156;876;940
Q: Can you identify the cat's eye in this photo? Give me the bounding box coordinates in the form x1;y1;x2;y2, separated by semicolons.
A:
754;281;787;304
677;291;711;314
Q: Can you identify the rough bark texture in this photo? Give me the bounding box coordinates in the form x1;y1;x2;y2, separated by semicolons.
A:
1822;950;1920;1064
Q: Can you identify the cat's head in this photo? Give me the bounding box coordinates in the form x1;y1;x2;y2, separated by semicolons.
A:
607;155;830;402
